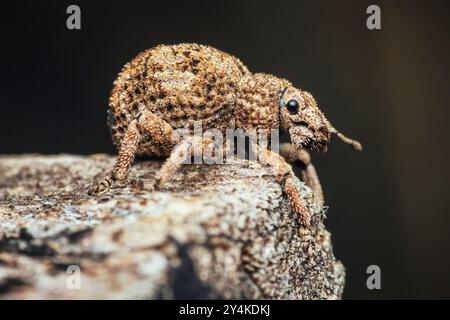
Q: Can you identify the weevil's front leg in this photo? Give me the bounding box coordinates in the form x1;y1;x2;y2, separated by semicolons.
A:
88;120;141;195
251;142;311;228
279;143;324;208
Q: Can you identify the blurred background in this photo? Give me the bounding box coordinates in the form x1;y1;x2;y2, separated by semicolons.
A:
0;0;449;299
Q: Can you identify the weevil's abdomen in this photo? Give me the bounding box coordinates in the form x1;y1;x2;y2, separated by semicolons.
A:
108;43;250;154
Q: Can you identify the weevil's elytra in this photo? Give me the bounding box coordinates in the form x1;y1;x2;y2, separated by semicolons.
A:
108;43;249;152
90;43;362;228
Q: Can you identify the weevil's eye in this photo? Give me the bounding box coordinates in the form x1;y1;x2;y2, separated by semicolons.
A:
286;99;299;114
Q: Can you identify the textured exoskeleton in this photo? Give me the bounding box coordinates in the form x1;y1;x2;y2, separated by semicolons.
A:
89;43;362;228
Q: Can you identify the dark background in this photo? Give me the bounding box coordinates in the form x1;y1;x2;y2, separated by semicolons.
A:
1;0;449;299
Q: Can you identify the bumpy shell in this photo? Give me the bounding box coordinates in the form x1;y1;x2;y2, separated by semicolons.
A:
108;43;250;156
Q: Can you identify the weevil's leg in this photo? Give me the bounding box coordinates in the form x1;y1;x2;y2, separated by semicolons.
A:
279;143;324;208
134;109;209;189
135;109;180;154
155;136;213;189
88;120;141;195
89;109;178;195
251;142;311;228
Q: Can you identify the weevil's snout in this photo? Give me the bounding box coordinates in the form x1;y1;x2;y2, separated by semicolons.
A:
289;125;331;153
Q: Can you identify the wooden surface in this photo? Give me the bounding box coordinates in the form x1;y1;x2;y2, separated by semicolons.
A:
0;154;345;299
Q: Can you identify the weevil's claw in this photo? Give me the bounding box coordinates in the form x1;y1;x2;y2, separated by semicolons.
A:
129;179;156;193
88;176;114;195
154;171;170;190
87;183;108;195
154;178;165;191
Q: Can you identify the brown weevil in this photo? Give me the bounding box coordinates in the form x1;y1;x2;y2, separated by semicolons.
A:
89;43;362;228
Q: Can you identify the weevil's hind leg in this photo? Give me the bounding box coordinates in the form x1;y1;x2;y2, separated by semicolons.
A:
251;142;311;228
88;120;141;195
89;109;178;195
154;139;191;189
279;143;324;208
135;109;179;154
155;136;213;189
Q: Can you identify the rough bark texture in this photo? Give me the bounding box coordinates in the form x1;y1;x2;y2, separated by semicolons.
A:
0;155;345;299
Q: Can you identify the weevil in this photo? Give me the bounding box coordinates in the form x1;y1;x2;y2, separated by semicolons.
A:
89;43;362;227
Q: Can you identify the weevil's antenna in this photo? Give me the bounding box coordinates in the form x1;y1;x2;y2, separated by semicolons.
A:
330;127;363;151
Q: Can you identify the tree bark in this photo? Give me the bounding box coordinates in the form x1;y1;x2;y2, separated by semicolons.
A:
0;154;345;299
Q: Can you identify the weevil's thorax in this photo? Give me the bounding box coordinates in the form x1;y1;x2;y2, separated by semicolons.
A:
234;73;291;132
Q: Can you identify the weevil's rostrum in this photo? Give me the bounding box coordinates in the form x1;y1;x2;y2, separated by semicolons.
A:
91;43;362;228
